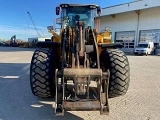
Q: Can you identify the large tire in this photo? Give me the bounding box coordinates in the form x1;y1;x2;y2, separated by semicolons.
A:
30;48;56;97
101;49;130;98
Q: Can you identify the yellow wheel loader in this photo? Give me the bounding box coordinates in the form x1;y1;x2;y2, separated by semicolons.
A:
30;4;130;116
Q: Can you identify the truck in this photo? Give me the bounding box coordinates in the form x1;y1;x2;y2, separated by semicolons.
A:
134;41;154;55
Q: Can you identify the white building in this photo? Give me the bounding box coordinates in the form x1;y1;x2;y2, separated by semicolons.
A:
28;37;38;43
97;0;160;52
28;37;51;43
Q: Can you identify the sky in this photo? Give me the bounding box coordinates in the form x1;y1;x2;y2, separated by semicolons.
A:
0;0;133;41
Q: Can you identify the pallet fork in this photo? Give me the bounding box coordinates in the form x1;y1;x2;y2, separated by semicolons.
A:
55;68;110;116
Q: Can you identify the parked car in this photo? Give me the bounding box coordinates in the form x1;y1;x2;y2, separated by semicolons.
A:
134;42;154;56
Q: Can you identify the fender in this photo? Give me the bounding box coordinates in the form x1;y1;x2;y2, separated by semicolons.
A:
100;43;123;49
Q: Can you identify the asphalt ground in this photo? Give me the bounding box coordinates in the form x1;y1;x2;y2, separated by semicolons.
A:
0;47;160;120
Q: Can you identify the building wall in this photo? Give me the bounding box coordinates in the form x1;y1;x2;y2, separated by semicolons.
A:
28;37;38;43
98;7;160;52
28;37;51;42
99;11;138;39
38;37;51;41
101;0;160;17
139;7;160;30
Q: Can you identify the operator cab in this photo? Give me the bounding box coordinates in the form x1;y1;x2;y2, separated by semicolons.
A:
56;4;101;28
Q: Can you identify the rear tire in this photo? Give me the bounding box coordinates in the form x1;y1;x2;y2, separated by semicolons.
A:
101;49;130;98
30;48;56;97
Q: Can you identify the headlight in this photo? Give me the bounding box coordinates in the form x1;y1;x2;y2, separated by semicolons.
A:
60;4;69;8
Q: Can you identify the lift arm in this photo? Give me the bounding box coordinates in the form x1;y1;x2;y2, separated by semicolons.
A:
48;30;61;43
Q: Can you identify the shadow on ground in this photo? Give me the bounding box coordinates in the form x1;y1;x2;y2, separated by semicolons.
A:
0;63;83;120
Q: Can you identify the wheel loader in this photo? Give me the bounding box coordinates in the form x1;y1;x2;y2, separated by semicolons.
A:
30;4;130;116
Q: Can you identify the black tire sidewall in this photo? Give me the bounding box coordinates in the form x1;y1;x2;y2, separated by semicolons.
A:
101;49;130;98
30;48;56;97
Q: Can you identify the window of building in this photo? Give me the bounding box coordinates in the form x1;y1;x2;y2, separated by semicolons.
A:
139;29;160;43
115;31;135;48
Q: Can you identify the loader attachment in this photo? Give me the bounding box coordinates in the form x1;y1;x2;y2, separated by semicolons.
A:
53;4;111;115
55;68;110;116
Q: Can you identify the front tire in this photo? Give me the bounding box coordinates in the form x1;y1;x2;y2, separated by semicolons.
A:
30;48;56;97
101;49;130;98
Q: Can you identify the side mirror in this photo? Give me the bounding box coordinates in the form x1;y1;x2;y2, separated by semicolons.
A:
97;7;102;16
56;7;60;15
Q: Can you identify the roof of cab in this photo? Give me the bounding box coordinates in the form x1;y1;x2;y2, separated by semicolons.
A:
59;4;99;8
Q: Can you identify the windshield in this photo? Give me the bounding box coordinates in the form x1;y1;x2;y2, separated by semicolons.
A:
137;44;148;48
61;7;94;28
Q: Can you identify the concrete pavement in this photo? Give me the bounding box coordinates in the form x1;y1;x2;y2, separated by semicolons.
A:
0;47;160;120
